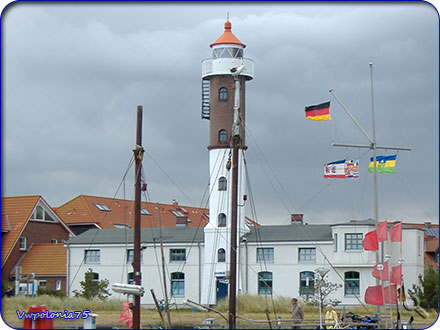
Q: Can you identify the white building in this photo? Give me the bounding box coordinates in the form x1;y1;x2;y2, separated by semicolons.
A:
65;218;424;306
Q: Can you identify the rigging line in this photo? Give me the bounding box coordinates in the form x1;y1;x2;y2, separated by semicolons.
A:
240;114;299;214
243;153;278;320
394;174;434;222
144;149;195;206
297;182;332;213
174;148;227;275
68;155;135;290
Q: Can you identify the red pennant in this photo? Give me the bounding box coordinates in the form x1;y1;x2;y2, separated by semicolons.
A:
377;221;388;242
363;230;379;251
384;285;398;304
372;261;389;281
365;285;384;305
390;222;402;242
390;264;402;286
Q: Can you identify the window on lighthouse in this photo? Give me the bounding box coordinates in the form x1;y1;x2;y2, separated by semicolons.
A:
218;248;226;262
218;177;227;191
218;213;227;227
219;130;228;143
219;87;228;101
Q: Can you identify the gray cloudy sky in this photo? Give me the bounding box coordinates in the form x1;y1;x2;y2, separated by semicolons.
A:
2;2;438;225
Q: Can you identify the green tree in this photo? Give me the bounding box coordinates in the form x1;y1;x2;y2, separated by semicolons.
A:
409;267;439;310
305;274;342;310
73;268;111;300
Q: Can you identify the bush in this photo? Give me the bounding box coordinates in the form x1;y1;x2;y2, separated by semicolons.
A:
37;286;65;298
409;267;439;310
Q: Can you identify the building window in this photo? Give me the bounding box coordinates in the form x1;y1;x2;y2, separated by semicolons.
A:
91;272;99;282
219;130;228;143
218;213;227;227
51;239;58;244
84;250;100;264
94;203;111;212
257;248;274;263
298;248;316;263
128;272;134;284
258;271;273;295
56;280;61;291
299;271;315;295
170;249;186;262
345;233;363;251
38;280;47;288
218;177;227;191
345;271;360;296
141;208;151;216
19;237;27;250
127;249;143;264
334;233;338;252
171;272;185;296
218;248;226;262
219;87;228;101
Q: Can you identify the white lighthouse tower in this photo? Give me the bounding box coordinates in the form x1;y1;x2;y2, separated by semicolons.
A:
200;20;254;305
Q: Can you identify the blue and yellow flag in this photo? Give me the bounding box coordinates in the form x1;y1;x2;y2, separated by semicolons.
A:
368;155;397;173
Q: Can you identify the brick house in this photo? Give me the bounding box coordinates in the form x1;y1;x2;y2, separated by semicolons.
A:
1;196;75;294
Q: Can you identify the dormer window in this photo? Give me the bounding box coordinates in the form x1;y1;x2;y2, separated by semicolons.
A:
219;88;228;101
31;205;56;222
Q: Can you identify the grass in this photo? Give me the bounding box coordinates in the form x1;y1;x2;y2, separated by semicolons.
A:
2;294;438;329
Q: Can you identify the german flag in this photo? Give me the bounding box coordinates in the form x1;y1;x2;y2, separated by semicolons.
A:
305;101;331;121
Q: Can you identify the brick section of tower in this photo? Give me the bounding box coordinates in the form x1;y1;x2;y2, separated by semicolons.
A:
207;75;246;150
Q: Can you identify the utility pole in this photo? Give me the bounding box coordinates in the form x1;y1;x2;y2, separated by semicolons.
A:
132;105;144;329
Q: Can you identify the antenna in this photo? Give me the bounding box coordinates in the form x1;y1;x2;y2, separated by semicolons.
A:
227;12;230;21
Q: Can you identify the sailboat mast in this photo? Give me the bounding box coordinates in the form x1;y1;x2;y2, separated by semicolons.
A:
133;105;143;329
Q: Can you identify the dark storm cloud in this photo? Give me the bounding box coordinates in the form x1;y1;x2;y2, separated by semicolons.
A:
2;2;438;225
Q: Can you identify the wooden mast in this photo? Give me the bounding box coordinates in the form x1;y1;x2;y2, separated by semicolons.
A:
228;66;244;329
133;105;144;329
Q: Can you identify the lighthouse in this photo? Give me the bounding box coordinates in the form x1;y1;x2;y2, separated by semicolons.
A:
200;19;254;305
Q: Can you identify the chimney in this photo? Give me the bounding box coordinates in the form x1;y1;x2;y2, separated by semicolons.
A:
291;214;304;224
424;222;432;228
173;199;178;208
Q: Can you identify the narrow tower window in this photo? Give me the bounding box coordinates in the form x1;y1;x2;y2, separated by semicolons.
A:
219;129;228;143
218;177;227;191
219;87;228;101
218;248;226;262
218;213;227;227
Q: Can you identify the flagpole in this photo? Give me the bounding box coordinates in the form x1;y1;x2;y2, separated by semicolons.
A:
329;63;412;328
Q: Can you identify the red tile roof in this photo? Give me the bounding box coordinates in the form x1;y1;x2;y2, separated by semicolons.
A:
18;244;66;275
1;196;40;265
55;195;209;229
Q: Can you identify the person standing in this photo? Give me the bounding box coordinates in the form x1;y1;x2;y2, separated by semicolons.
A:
325;304;338;329
291;298;304;329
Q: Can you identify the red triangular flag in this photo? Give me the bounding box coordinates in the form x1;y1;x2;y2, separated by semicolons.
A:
363;230;379;251
365;285;384;305
383;284;398;304
372;261;389;281
390;222;402;242
377;221;388;242
390;264;402;286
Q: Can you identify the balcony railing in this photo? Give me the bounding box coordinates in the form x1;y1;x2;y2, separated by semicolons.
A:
201;58;254;79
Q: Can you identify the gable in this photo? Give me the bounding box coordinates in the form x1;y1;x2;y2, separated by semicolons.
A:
1;196;74;267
